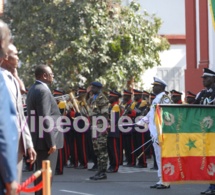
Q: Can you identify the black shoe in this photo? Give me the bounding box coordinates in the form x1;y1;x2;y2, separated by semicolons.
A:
66;164;75;168
135;164;147;168
55;171;63;175
123;163;135;167
75;164;87;169
205;190;215;195
150;166;158;170
89;172;107;180
200;188;211;194
156;184;170;189
107;167;117;173
150;184;159;189
88;165;98;171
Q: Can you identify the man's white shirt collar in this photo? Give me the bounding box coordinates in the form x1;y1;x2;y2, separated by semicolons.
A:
36;80;50;90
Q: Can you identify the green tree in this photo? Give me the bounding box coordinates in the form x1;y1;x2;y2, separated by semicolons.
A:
2;0;169;91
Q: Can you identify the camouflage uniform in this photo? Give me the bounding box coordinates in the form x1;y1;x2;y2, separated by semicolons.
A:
88;92;109;172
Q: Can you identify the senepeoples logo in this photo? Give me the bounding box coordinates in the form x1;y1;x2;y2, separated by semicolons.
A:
24;110;149;139
202;116;213;129
163;112;175;126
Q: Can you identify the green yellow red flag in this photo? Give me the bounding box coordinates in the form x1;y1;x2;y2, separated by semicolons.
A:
210;0;215;30
156;105;215;183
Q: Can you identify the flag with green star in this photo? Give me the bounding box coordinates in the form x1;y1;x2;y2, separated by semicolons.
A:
156;104;215;183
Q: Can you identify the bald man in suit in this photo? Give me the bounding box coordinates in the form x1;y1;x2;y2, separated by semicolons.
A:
27;64;63;195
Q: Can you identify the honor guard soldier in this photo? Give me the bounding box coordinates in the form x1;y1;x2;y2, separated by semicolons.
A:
149;92;156;104
186;91;196;104
107;90;122;173
87;81;109;180
53;89;67;175
170;90;183;104
143;90;150;101
140;77;171;189
197;68;215;195
74;87;89;169
148;92;158;170
121;89;135;167
195;68;215;105
130;89;148;168
142;90;151;159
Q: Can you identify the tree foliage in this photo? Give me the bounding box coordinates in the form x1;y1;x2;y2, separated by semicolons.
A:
2;0;170;90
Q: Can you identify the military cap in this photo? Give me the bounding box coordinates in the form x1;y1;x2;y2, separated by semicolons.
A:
78;87;87;94
109;90;122;98
133;89;143;95
90;81;103;88
201;68;215;77
123;89;132;96
186;91;196;98
151;77;167;87
170;90;182;96
143;90;150;96
53;89;65;96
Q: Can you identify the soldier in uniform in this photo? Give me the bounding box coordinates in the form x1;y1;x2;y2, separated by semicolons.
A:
148;92;158;170
131;89;148;168
150;92;156;103
107;90;121;173
196;68;215;195
140;77;171;189
74;87;89;169
87;81;109;180
53;89;67;175
170;90;183;104
121;90;135;167
141;90;152;160
186;91;196;104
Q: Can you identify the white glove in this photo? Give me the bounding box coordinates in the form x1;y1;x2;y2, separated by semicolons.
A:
135;118;146;127
151;136;159;144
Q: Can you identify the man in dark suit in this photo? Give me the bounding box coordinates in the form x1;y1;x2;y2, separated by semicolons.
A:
27;64;64;195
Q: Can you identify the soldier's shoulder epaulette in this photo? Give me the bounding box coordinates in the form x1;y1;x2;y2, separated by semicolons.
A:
112;104;120;112
139;100;147;108
160;94;171;104
130;101;136;110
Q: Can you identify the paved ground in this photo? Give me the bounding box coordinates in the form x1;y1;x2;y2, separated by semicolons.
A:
21;160;208;195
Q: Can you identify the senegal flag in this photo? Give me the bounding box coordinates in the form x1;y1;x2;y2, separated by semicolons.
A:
210;0;215;30
156;105;215;183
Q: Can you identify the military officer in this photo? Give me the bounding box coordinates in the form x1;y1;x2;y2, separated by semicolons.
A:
170;89;183;104
140;77;171;189
186;91;196;104
106;90;122;173
197;68;215;195
131;89;148;168
121;90;135;167
87;81;109;180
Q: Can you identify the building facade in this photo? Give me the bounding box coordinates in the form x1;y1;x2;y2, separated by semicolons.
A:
123;0;215;95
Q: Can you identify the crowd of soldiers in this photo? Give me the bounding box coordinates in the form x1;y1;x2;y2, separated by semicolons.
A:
21;67;215;193
22;79;195;173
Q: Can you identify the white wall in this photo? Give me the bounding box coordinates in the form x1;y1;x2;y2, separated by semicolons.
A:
122;0;185;34
141;45;186;92
122;0;186;93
